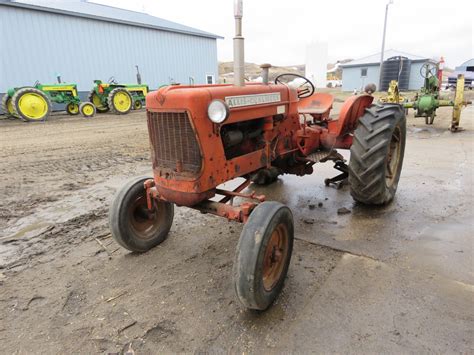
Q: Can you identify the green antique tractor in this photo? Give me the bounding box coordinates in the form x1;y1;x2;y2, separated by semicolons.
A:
380;62;471;131
2;82;96;121
88;77;149;115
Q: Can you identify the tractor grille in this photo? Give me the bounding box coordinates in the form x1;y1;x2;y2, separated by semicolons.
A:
147;111;202;175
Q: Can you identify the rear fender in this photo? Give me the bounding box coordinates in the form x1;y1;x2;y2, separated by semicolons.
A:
328;94;373;137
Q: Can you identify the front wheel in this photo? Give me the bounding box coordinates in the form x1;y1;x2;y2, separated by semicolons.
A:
80;102;96;118
66;102;80;115
349;104;406;205
109;176;174;252
233;201;294;310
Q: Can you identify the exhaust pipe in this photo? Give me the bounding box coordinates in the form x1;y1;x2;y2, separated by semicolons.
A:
260;63;271;85
233;0;245;86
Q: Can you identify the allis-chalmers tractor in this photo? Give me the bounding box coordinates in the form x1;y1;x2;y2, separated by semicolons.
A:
109;1;406;311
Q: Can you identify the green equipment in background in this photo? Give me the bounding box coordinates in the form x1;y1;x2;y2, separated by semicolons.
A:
88;73;149;115
2;80;96;122
380;62;471;132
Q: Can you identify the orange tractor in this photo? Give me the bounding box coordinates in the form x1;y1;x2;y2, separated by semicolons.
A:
109;1;406;311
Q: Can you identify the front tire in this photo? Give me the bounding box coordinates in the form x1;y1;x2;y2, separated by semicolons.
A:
349;104;406;205
109;176;174;252
66;102;80;115
80;102;96;118
233;201;294;310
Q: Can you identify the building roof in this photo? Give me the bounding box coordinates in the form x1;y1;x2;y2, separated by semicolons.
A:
340;49;434;68
1;0;222;39
456;58;474;70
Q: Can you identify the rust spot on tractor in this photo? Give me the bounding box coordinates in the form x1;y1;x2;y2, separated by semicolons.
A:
235;164;241;173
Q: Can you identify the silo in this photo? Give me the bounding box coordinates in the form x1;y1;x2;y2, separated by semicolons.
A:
381;56;411;91
305;41;328;88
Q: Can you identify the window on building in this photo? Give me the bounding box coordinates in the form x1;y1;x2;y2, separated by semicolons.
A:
206;75;215;84
361;68;368;77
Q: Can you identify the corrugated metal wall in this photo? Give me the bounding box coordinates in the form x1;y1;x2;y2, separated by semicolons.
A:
341;65;380;92
0;5;218;95
342;63;427;91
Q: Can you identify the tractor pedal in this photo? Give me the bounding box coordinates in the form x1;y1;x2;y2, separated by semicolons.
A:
324;160;349;189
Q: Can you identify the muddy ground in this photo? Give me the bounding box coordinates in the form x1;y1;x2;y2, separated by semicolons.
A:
0;93;473;354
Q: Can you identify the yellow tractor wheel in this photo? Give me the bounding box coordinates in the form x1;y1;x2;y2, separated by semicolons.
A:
80;102;96;118
66;102;80;115
12;87;51;122
133;99;143;110
1;94;17;119
88;90;109;113
108;88;132;115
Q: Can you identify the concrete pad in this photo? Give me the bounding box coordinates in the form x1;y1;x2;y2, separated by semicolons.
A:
279;253;474;353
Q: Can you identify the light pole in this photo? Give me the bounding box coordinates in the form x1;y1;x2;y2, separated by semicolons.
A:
378;0;393;91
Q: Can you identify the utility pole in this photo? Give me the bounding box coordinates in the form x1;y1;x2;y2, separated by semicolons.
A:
378;0;393;91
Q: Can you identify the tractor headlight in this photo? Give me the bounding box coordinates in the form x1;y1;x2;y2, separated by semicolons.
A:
207;100;229;124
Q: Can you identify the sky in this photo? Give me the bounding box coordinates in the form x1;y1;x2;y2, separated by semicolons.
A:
94;0;473;68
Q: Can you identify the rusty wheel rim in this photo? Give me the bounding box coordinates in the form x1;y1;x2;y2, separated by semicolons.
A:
262;223;289;291
128;195;162;240
385;126;402;188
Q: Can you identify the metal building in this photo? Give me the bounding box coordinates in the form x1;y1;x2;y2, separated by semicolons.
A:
340;49;435;92
0;0;221;112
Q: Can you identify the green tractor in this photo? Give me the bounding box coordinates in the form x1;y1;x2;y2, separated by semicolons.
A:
88;77;149;115
2;81;96;122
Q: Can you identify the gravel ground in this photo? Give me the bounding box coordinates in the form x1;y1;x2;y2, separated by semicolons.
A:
0;92;472;353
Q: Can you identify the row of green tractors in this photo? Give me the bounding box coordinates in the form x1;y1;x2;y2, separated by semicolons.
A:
1;78;149;122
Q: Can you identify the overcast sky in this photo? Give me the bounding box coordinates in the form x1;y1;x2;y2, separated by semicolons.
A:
94;0;473;68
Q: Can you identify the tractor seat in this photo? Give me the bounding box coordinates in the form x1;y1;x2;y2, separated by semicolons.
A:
298;93;334;115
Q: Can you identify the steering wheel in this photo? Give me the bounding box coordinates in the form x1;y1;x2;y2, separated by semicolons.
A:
420;63;437;79
274;73;315;98
108;76;118;84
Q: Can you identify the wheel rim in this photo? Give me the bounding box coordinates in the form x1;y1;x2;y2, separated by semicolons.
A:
113;92;131;112
67;103;79;114
82;104;94;116
18;93;48;120
262;223;289;291
134;100;142;109
385;126;402;188
91;93;106;110
128;195;163;240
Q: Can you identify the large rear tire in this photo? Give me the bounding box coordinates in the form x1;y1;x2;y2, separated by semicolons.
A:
349;104;406;205
11;87;51;122
88;90;109;113
108;88;133;115
109;176;174;252
1;94;16;119
233;201;294;310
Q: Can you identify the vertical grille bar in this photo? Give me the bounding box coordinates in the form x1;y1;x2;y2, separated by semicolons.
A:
147;111;202;175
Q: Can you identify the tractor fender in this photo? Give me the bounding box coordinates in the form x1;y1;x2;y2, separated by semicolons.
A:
328;94;374;137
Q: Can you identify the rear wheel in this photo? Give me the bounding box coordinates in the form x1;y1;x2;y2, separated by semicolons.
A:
66;102;80;115
108;88;132;115
1;94;16;119
80;102;96;118
88;90;109;113
233;201;294;310
109;176;174;252
349;104;406;205
12;87;51;122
